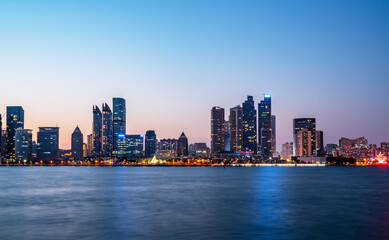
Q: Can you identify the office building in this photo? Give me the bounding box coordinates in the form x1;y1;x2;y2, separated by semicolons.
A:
117;134;144;158
177;132;188;157
37;127;59;161
102;103;113;157
145;130;157;158
71;126;83;159
271;115;276;155
87;134;92;157
242;96;257;153
15;129;32;163
293;118;316;156
211;106;225;155
194;143;210;157
6;106;24;162
92;105;102;157
229;105;243;153
113;98;126;154
281;142;292;159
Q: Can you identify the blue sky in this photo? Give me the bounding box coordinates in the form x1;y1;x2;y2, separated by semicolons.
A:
0;0;388;150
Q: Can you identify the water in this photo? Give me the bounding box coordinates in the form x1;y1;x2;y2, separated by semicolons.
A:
0;166;389;240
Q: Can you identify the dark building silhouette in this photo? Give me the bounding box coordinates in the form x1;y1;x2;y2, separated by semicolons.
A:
0;114;2;156
271;115;276;155
229;105;243;153
113;98;126;154
71;126;83;159
37;127;59;161
15;129;32;163
145;130;157;158
211;106;225;155
102;103;113;157
293;118;316;156
93;105;102;157
242;96;257;153
177;132;188;156
6;106;24;162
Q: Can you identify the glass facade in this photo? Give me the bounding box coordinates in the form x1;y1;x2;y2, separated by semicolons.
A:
71;126;84;159
293;118;316;157
113;98;126;154
145;130;157;158
93;105;102;157
37;127;59;161
102;103;113;157
15;129;32;163
242;96;257;154
6;106;24;162
211;106;225;156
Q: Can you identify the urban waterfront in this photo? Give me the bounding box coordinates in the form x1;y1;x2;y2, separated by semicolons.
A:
1;167;388;240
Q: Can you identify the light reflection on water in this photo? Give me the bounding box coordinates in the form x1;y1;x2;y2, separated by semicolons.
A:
0;166;389;240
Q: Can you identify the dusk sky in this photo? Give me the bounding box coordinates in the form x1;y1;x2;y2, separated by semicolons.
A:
1;0;388;150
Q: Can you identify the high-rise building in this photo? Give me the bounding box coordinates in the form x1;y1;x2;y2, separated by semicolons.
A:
71;126;83;159
293;118;316;156
281;142;291;159
145;130;157;158
117;134;144;158
295;129;312;157
211;106;225;156
37;127;59;161
224;121;230;151
1;130;6;157
6;106;24;162
316;130;324;156
177;132;188;157
113;98;126;154
229;106;243;153
102;103;113;157
271;115;276;155
86;134;92;157
92;105;102;157
15;129;32;163
157;138;177;158
242;96;257;153
258;95;272;157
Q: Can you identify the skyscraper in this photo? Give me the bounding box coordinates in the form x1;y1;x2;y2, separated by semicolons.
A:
229;105;243;153
293;118;316;156
113;98;126;154
92;105;102;157
295;129;312;157
258;95;272;157
15;129;32;163
224;121;230;151
242;96;257;154
271;115;276;155
37;127;59;161
145;130;157;158
102;103;113;157
87;134;92;157
211;107;225;155
177;132;188;157
316;130;324;154
71;126;83;159
6;106;24;162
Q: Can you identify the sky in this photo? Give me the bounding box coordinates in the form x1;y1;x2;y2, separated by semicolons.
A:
0;0;388;150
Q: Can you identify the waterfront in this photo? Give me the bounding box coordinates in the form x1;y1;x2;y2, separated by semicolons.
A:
1;167;389;240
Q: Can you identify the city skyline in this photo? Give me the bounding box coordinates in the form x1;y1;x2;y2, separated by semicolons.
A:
1;1;388;149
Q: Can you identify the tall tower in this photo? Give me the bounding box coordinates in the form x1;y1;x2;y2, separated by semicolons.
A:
293;118;316;156
102;103;113;157
93;105;102;157
6;106;24;162
113;98;126;154
71;126;84;159
177;132;188;157
211;106;225;156
15;129;32;163
242;96;257;154
258;95;272;157
229;106;243;153
145;130;157;158
271;115;276;155
37;127;59;161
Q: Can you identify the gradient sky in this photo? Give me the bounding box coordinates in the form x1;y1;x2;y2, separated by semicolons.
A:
1;0;388;150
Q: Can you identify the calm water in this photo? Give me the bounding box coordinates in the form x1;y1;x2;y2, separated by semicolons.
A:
0;166;389;240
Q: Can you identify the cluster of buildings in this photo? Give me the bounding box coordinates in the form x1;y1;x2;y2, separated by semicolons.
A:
211;95;276;158
0;95;387;164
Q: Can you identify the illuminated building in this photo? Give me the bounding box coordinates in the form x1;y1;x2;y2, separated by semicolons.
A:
15;129;32;163
281;142;291;159
316;130;325;156
145;130;157;158
157;138;177;158
6;106;24;162
325;144;339;156
339;137;373;160
92;105;102;157
37;127;59;161
1;130;5;157
102;103;113;157
295;129;312;157
224;121;230;151
113;98;126;155
117;134;144;158
177;132;188;157
271;115;276;155
229;105;243;153
258;95;272;156
194;143;210;157
87;134;92;157
242;96;257;154
211;106;225;156
71;126;83;159
293;118;316;156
